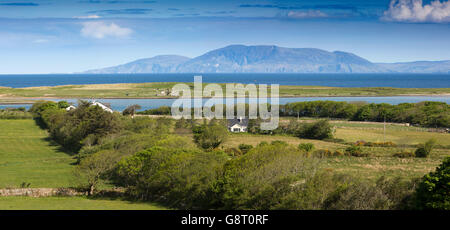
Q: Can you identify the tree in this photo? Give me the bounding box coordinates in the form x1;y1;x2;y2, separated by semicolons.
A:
415;157;450;209
123;104;142;117
74;150;118;195
193;120;228;150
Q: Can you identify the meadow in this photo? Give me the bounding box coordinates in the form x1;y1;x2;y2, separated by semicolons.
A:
0;119;76;188
0;113;449;209
0;83;449;103
0;196;167;210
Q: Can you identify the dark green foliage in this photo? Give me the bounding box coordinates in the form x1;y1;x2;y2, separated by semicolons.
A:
137;106;172;115
415;139;437;158
414;157;450;210
115;146;227;209
238;144;253;154
296;120;334;140
281;101;449;128
282;101;357;119
30;100;123;152
192;119;228;150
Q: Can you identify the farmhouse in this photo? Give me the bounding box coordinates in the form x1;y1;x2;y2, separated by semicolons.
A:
91;100;113;113
227;117;248;133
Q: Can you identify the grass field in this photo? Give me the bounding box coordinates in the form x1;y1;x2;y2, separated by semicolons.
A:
0;196;167;210
0;82;449;102
0;119;76;188
225;121;450;182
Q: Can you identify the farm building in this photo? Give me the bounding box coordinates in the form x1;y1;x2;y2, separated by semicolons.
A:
227;117;248;133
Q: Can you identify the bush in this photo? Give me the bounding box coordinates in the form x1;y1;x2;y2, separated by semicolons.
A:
115;146;226;209
393;151;415;158
345;145;368;157
415;139;437;158
414;157;450;210
213;143;321;209
296;120;333;140
238;144;253;154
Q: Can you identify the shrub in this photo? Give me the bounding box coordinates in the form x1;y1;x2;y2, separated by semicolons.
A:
393;151;415;158
296;120;333;140
238;144;253;154
298;143;315;153
414;157;450;210
345;145;368;157
213;144;321;209
224;147;242;157
115;146;226;209
415;139;437;158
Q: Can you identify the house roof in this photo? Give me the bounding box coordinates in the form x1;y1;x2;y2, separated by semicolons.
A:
227;117;249;128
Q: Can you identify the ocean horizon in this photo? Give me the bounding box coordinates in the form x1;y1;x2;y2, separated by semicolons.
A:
0;73;449;88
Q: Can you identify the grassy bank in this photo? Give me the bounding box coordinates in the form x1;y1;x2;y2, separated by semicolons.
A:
0;196;167;210
0;82;449;101
0;119;76;188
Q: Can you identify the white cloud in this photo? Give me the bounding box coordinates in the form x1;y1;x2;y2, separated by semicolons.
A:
286;10;329;19
382;0;450;23
81;21;133;39
73;15;101;19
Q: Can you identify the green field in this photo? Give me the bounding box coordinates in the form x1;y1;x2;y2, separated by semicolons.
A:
225;122;450;181
0;196;167;210
0;82;449;103
0;119;76;188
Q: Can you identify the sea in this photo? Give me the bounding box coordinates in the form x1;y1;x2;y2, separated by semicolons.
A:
0;73;450;88
1;73;449;111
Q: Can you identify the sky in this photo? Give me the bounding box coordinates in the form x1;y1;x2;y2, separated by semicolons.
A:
0;0;449;74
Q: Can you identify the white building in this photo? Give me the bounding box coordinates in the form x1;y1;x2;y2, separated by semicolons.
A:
92;101;113;113
227;117;248;133
65;105;77;111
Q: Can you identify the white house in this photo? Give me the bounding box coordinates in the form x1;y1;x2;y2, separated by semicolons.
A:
92;100;113;113
65;105;77;111
227;117;248;133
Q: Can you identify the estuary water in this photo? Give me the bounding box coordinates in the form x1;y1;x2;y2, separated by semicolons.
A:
1;96;449;111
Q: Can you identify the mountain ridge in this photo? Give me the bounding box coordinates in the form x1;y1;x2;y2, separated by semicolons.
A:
83;45;450;74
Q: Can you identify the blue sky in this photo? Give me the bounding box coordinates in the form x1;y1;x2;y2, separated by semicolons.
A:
0;0;449;74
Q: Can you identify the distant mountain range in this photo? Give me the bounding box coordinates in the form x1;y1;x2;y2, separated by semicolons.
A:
83;45;450;74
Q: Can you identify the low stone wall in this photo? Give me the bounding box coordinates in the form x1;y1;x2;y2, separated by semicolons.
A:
0;188;83;197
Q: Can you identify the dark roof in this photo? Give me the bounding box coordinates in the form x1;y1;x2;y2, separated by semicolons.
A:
227;117;249;128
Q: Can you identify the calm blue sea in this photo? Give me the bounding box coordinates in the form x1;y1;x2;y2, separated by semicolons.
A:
0;73;449;88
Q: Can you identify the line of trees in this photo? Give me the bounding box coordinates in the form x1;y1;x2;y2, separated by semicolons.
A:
137;101;449;128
